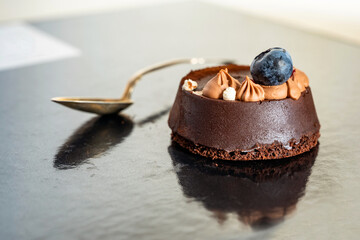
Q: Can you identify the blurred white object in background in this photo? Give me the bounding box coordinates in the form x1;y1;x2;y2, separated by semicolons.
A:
0;0;359;45
205;0;360;45
0;23;80;71
0;0;176;22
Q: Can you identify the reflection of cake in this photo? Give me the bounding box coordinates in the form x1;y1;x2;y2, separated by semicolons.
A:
168;48;320;161
169;143;318;228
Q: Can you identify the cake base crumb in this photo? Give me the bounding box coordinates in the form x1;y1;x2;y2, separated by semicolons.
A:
171;132;320;161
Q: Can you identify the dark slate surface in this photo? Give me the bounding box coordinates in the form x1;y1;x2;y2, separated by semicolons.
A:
0;1;359;239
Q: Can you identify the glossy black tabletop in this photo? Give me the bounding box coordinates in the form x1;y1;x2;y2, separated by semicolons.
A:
0;2;359;239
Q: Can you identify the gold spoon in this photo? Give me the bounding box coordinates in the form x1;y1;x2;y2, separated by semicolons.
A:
52;58;235;115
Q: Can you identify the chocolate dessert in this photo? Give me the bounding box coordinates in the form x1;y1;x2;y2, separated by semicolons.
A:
168;48;320;160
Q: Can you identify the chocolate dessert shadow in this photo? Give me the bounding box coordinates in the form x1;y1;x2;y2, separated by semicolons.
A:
168;143;319;230
54;114;133;170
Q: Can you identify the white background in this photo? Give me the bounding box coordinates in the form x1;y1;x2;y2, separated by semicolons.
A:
0;0;359;45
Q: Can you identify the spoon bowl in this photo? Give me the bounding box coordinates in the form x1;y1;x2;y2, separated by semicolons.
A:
52;97;133;115
52;58;235;115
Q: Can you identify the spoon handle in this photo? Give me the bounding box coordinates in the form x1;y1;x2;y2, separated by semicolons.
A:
121;58;236;100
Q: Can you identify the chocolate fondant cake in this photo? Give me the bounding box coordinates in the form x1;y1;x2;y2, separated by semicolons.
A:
168;48;320;161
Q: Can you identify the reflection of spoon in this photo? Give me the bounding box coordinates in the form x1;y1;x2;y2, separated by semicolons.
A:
54;114;133;169
52;58;235;115
169;143;319;229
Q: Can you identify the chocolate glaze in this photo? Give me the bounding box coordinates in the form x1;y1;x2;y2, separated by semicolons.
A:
168;65;320;152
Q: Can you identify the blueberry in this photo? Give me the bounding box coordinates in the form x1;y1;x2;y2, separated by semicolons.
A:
250;47;293;86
